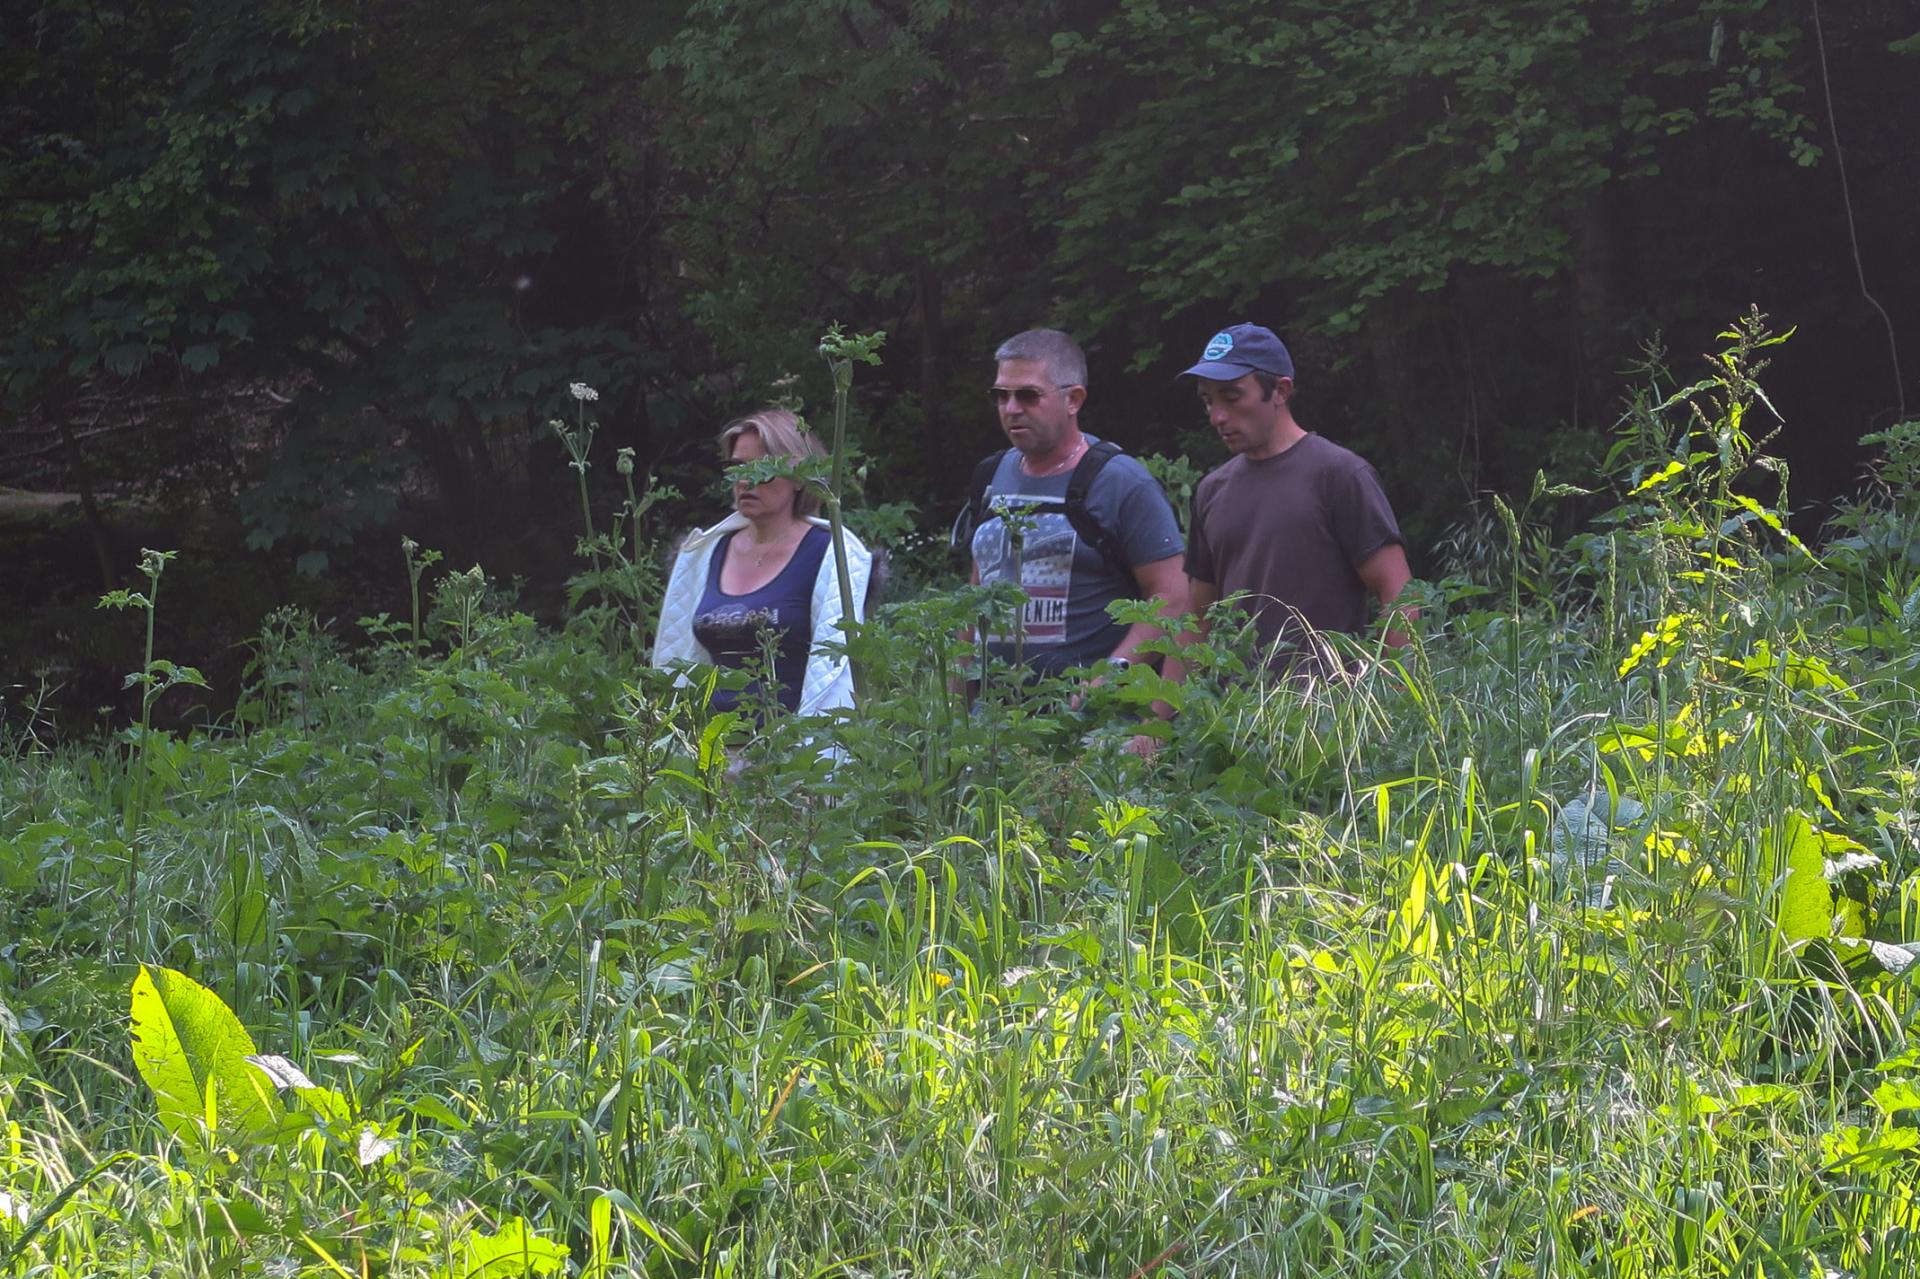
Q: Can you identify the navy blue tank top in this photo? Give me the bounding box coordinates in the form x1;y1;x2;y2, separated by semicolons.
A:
692;525;830;713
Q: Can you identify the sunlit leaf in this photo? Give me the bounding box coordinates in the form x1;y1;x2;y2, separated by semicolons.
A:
1776;814;1833;945
1632;460;1688;493
129;966;280;1145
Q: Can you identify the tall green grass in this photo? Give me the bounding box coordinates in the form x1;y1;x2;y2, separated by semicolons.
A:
3;316;1920;1275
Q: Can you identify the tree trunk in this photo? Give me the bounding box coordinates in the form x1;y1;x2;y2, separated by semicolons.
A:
1571;190;1618;434
914;258;945;488
54;404;120;590
412;416;481;556
1368;326;1411;438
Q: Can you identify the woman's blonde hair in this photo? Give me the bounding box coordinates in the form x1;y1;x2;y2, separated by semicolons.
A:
718;408;827;518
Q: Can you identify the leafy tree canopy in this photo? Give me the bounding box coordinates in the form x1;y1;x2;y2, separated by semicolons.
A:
3;0;1911;567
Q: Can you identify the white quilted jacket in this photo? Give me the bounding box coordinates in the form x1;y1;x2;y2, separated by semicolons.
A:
651;512;873;716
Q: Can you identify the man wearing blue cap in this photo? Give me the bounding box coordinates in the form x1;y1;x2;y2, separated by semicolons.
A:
1175;323;1412;673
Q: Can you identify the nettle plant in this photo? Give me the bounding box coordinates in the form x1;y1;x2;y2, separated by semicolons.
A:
1582;312;1920;1019
95;548;210;945
1823;416;1920;642
551;380;679;658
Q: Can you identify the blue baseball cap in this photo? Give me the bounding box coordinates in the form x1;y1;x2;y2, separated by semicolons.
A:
1180;323;1294;380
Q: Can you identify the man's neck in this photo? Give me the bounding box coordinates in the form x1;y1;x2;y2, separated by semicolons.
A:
1244;420;1307;461
1019;428;1088;476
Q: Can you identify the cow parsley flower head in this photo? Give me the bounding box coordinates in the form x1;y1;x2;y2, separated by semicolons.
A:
569;382;599;403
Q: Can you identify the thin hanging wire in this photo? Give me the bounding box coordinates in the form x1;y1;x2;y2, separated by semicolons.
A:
1811;0;1906;419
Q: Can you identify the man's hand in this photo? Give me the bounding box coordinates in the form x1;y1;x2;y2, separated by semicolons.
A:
1068;658;1125;711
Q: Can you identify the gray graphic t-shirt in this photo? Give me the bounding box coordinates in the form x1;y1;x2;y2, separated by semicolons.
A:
970;438;1183;678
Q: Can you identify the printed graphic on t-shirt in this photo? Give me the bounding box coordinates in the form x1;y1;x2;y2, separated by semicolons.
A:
972;497;1075;646
694;604;783;645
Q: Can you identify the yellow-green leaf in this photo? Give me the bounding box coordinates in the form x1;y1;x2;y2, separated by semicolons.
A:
1776;814;1834;945
448;1217;569;1279
1633;460;1688;493
130;966;281;1146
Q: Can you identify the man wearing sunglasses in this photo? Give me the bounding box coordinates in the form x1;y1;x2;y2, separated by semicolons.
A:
960;328;1187;689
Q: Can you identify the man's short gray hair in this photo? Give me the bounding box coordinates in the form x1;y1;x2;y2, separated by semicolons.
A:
993;329;1088;390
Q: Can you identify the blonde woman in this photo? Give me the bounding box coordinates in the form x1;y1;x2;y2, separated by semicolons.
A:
652;409;872;716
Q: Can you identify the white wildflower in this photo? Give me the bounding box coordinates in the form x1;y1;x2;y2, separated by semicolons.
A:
569;382;599;402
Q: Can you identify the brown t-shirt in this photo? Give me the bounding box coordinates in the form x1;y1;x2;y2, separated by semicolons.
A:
1185;433;1403;665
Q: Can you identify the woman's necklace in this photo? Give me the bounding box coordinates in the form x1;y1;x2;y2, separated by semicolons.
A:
1023;438;1087;478
739;524;803;567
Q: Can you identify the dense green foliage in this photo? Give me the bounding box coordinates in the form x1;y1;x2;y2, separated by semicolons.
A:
6;323;1920;1273
5;0;1913;567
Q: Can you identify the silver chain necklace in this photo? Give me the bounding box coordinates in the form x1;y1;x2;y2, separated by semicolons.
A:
1024;438;1087;478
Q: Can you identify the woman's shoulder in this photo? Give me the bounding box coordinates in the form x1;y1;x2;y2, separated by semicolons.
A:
804;517;873;556
675;513;749;558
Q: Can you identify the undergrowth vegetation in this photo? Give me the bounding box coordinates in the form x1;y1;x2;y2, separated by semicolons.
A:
6;316;1920;1276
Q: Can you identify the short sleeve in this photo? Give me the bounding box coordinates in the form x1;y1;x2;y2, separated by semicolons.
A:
1326;459;1403;568
1093;457;1184;569
1184;483;1217;584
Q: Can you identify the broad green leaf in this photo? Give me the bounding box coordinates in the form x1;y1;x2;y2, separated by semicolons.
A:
1870;1077;1920;1118
1775;814;1832;945
130;965;280;1145
1729;1083;1795;1108
588;1195;614;1279
1402;862;1428;933
446;1217;569;1279
217;851;271;951
298;1085;354;1129
1823;1123;1920;1171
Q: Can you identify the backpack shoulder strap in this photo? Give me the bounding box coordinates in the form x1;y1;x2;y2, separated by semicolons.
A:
1064;439;1129;575
952;448;1013;552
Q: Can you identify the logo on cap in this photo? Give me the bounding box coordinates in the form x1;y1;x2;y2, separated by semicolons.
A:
1202;331;1234;361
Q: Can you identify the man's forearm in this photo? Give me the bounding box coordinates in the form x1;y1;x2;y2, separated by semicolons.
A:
1161;577;1218;685
1357;545;1414;650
